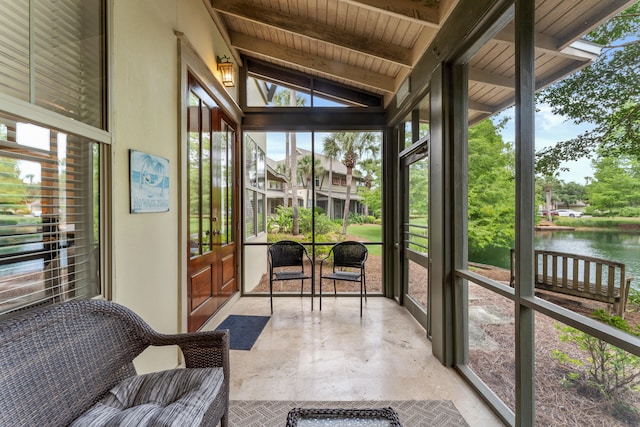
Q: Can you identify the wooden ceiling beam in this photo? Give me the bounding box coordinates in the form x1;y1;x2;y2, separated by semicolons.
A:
230;32;397;93
468;67;514;88
494;23;599;62
342;0;442;28
212;0;413;67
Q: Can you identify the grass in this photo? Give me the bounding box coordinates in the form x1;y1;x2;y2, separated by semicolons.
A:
553;216;640;228
346;224;382;256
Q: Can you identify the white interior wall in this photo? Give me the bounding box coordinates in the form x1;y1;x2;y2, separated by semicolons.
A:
111;0;237;373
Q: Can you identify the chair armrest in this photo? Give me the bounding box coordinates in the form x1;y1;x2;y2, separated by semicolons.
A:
319;251;332;275
149;330;230;379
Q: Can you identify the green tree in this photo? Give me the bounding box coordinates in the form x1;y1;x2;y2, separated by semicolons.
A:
322;134;340;219
0;157;28;209
408;159;428;217
357;157;380;218
272;89;305;234
322;132;379;235
556;181;587;208
587;153;640;214
297;155;323;209
536;2;640;175
468;119;515;256
536;174;562;220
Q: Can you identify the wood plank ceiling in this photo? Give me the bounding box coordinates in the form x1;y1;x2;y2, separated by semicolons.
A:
204;0;633;115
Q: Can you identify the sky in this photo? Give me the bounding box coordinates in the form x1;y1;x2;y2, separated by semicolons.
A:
496;104;595;184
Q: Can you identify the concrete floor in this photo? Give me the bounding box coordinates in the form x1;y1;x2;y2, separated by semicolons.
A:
205;295;504;427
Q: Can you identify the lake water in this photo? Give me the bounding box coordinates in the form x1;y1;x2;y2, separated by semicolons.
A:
535;229;640;290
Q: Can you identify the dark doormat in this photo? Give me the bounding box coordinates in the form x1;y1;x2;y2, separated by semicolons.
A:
215;315;271;350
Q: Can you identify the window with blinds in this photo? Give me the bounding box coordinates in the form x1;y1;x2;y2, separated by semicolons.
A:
0;112;100;316
0;0;105;129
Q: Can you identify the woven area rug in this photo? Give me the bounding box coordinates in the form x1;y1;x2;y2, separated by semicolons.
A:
215;315;270;350
229;400;469;426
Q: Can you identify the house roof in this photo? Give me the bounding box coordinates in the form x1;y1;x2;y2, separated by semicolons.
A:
204;0;633;114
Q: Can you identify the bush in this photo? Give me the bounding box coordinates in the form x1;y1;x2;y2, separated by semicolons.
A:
619;207;640;217
267;206;293;233
552;309;640;420
348;212;364;225
365;215;376;224
628;288;640;307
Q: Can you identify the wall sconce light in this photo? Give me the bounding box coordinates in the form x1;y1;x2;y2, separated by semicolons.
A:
217;55;234;87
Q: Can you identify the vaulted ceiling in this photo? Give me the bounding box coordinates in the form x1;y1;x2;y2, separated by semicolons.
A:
204;0;633;114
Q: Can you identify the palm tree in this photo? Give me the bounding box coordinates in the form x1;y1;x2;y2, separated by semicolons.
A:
272;89;305;234
297;155;323;208
322;135;340;219
324;132;380;235
275;163;289;207
358;157;380;218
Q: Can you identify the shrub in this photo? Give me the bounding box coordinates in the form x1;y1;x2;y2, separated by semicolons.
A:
627;288;640;307
552;309;640;420
267;205;293;234
619;207;640;217
348;212;364;225
365;215;376;224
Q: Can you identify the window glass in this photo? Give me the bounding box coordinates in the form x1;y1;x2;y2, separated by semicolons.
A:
0;113;101;315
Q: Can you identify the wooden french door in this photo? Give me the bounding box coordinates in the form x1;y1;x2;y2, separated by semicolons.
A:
187;77;238;332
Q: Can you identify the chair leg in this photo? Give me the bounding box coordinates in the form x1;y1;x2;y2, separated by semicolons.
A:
300;279;304;298
333;279;337;297
360;278;363;317
319;278;322;311
363;271;367;301
270;279;273;314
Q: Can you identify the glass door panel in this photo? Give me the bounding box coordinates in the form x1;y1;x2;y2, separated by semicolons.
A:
405;154;429;309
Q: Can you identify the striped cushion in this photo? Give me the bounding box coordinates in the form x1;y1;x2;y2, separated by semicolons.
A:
70;368;224;427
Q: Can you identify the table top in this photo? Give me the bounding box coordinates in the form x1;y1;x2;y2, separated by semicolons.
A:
286;407;402;427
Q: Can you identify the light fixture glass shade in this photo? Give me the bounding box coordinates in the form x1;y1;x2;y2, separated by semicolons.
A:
217;56;234;87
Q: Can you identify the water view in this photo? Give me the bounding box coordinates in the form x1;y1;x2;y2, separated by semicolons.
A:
535;229;640;291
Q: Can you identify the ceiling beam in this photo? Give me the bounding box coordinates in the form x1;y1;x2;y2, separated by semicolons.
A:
468;67;514;88
212;0;413;67
494;23;599;62
230;32;397;93
468;100;495;114
342;0;441;28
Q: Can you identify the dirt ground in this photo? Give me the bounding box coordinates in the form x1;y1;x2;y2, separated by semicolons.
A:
252;255;640;425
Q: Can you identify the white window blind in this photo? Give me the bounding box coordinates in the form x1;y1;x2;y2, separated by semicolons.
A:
0;113;100;316
0;0;105;129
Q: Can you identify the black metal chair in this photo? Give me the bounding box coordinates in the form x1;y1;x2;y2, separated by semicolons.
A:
319;241;368;316
268;240;313;313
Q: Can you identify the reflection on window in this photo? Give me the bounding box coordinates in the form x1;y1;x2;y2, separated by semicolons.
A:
0;114;101;315
245;135;266;239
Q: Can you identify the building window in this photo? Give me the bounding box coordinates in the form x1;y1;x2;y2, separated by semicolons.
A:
0;0;106;316
0;114;102;315
0;0;106;129
332;176;340;185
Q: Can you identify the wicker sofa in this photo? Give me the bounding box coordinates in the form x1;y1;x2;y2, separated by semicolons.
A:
0;299;230;427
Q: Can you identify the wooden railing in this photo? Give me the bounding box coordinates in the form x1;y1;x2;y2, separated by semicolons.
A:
510;249;633;317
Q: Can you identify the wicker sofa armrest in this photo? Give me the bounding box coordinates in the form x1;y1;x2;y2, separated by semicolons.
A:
149;330;230;376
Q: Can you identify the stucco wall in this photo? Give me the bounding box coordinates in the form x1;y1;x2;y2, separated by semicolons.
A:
111;0;236;373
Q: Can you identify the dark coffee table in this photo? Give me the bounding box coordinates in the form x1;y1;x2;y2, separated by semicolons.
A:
286;407;402;426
